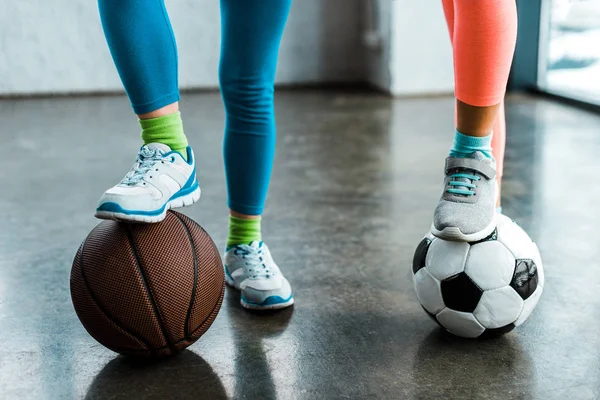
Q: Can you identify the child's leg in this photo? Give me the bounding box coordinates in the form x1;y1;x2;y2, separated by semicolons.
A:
95;0;199;223
220;0;291;220
452;0;516;135
219;0;294;310
98;0;179;116
434;0;517;241
442;0;507;210
492;103;506;210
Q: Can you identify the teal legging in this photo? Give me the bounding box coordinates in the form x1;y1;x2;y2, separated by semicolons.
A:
98;0;292;215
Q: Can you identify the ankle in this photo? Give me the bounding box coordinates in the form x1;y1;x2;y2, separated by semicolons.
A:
140;111;188;161
138;103;179;120
449;130;493;159
230;210;261;220
227;214;262;247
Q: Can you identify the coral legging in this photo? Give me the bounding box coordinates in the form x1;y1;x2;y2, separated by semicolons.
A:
442;0;518;178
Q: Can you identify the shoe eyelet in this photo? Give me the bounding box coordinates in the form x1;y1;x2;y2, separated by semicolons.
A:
170;157;175;163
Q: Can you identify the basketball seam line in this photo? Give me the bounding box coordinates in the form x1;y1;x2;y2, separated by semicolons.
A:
77;238;152;350
172;212;198;338
124;224;175;353
150;281;225;351
176;213;226;343
187;273;225;341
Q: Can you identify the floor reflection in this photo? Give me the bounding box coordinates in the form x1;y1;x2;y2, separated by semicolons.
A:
84;351;227;400
225;289;293;400
410;330;533;399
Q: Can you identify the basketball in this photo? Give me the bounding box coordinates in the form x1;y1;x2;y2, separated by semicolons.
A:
70;211;224;357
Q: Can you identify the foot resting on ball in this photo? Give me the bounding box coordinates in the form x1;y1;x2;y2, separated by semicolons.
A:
95;143;200;223
432;151;498;242
224;241;294;310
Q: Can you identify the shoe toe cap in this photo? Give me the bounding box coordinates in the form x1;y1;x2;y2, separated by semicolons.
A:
97;186;162;212
242;277;292;304
434;202;491;235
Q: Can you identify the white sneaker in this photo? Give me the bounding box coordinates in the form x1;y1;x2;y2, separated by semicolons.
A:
224;241;294;310
95;143;200;223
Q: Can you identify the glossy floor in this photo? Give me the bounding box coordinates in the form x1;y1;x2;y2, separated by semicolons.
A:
1;90;598;399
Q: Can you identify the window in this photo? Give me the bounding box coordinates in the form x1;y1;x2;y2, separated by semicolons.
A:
538;0;600;104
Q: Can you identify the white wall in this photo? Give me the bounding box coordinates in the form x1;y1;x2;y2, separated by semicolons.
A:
364;0;393;91
0;0;365;96
366;0;454;96
390;1;454;95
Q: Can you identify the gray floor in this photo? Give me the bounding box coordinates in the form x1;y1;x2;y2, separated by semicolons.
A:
1;90;599;399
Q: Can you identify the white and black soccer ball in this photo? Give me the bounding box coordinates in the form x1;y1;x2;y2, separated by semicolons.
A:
412;214;544;338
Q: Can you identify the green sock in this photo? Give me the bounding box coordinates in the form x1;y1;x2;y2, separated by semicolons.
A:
140;112;188;161
227;215;262;247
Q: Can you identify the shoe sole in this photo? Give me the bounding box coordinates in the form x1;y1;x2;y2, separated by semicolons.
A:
430;214;497;242
241;297;294;310
225;274;294;311
95;186;201;223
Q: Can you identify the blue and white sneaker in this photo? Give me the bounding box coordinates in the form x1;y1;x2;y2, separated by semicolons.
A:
95;143;200;223
224;241;294;310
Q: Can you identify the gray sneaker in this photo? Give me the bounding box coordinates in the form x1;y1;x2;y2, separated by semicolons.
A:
431;151;498;242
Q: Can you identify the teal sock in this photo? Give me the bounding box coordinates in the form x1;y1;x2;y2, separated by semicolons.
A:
227;216;262;247
140;112;188;161
449;130;493;159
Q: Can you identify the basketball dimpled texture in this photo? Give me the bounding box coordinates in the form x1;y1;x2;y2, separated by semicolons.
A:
70;211;225;357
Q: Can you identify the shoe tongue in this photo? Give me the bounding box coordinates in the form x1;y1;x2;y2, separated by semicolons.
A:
142;143;171;154
248;241;262;249
466;151;486;161
464;150;495;169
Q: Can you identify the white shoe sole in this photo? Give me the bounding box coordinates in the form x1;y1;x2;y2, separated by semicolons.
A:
225;273;294;310
95;186;201;223
430;214;497;242
241;296;294;310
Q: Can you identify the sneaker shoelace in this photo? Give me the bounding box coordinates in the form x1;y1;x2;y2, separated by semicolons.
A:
447;171;481;196
120;147;173;186
233;245;273;280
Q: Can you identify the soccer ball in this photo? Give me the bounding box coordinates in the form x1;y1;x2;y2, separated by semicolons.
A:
412;214;544;338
